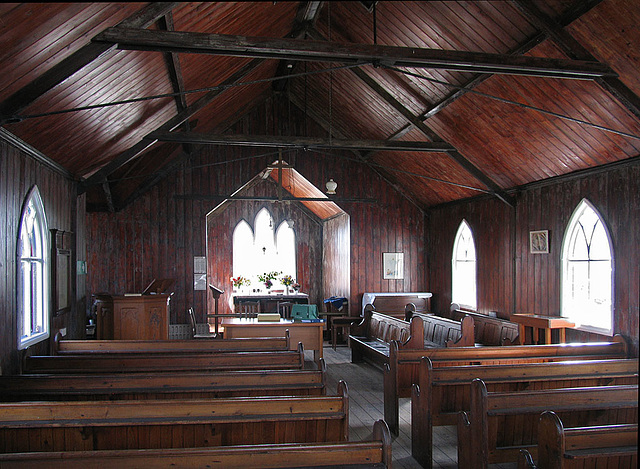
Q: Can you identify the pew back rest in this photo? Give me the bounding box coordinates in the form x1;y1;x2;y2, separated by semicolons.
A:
417;357;639;425
405;311;475;347
350;308;413;345
55;335;290;354
0;420;392;469
0;381;350;453
451;309;519;345
0;363;328;401
371;295;430;319
24;344;305;374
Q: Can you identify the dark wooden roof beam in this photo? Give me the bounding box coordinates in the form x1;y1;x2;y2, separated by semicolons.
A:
145;131;457;153
93;28;616;80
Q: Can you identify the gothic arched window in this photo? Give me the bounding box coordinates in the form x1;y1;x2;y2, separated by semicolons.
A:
452;220;477;310
561;199;613;334
17;186;50;349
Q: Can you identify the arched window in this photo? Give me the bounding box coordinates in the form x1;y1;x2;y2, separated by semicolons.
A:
17;186;50;349
561;199;613;334
232;208;296;289
452;220;477;310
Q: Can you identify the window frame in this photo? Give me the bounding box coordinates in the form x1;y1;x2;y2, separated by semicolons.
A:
17;185;50;350
451;219;477;310
560;198;614;336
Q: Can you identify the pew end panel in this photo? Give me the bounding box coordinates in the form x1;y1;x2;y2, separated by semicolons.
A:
535;410;638;469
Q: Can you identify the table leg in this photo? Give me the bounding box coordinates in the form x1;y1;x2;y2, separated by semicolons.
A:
544;328;552;345
558;328;566;343
518;324;527;345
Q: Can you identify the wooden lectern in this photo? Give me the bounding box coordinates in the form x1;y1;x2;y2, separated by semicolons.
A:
111;278;174;340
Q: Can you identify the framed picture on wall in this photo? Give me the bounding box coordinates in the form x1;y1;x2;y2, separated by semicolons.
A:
530;230;549;254
383;252;404;279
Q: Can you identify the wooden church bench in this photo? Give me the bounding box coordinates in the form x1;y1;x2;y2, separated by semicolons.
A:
0;360;328;401
404;308;475;348
450;309;519;345
349;305;423;369
0;381;349;453
365;293;431;319
410;357;639;468
23;343;305;374
54;333;290;354
517;411;638;469
457;380;638;469
0;420;392;469
382;335;630;435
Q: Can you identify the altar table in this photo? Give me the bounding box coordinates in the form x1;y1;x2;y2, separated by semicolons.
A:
221;317;324;365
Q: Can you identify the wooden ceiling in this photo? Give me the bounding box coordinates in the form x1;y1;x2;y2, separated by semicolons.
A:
1;1;639;212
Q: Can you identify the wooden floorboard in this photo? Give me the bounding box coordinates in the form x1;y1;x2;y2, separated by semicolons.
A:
319;344;517;469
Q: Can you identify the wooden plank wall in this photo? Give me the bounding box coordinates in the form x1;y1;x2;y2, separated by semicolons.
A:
428;161;639;355
0;137;80;374
86;95;428;323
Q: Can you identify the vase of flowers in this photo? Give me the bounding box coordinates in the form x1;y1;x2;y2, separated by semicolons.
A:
231;276;250;293
258;271;281;292
281;274;295;294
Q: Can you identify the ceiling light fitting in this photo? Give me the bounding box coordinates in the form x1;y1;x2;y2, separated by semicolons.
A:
326;179;337;195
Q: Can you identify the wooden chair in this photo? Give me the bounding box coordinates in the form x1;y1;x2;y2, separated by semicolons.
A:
188;307;216;338
239;301;260;318
278;301;294;319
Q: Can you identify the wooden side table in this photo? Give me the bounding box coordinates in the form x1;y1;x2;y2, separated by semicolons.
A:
510;313;575;345
331;317;361;350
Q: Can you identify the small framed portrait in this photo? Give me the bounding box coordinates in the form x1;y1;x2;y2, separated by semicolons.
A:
530;230;549;254
383;252;404;279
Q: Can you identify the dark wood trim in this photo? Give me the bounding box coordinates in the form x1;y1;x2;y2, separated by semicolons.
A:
147;131;456;153
93;27;615;79
0;129;73;179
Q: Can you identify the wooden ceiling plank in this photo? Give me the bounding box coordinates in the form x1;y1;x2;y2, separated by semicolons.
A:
93;27;616;79
346;63;515;207
146;131;456;153
79;57;266;194
0;3;179;125
513;0;640;120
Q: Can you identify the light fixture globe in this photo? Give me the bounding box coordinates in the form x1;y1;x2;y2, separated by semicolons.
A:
326;179;337;194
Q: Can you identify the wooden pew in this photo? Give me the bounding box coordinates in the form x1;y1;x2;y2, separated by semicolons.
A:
367;294;431;319
450;308;519;345
383;335;630;435
405;308;475;347
410;357;639;468
0;420;392;469
518;411;638;469
457;380;638;469
0;381;349;453
23;343;305;373
54;334;290;354
0;360;327;401
349;305;423;369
